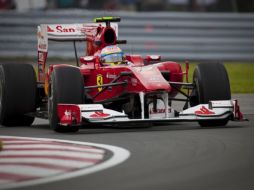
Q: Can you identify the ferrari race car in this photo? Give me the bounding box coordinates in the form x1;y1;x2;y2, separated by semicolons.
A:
0;17;244;132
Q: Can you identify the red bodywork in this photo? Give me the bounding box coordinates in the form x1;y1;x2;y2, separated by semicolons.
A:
41;18;184;105
79;61;183;102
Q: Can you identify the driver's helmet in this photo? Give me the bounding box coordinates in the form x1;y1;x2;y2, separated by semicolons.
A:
100;45;124;66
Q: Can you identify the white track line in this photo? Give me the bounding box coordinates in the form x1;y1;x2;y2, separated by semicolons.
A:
0;136;130;190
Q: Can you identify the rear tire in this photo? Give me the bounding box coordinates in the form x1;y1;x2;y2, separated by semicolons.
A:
190;63;231;127
48;66;84;132
0;63;36;126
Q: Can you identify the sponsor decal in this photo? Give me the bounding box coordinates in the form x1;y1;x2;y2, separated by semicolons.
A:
90;111;110;118
38;52;45;62
96;75;103;92
47;25;76;33
195;106;215;115
37;27;47;51
106;73;117;79
38;44;47;50
149;108;172;114
55;25;75;33
47;26;54;33
149;76;161;82
37;51;47;81
148;99;175;119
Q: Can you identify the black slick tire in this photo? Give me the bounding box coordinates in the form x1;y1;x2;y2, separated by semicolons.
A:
190;63;231;127
0;63;36;126
48;66;84;133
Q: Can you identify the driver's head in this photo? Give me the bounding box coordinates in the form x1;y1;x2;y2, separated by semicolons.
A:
100;45;124;66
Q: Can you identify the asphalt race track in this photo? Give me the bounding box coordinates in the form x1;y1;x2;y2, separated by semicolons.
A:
0;94;254;190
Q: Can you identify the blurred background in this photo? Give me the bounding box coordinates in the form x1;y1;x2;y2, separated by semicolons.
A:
1;0;254;12
0;0;254;63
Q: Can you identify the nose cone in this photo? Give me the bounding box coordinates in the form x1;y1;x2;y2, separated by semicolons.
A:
132;65;171;91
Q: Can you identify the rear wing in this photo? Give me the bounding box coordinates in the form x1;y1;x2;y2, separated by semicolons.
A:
37;23;118;81
37;23;118;51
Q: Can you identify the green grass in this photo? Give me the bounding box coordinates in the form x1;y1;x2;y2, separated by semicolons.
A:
225;63;254;93
181;63;254;94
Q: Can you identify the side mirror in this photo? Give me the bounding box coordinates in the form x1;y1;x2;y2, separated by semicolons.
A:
80;56;96;64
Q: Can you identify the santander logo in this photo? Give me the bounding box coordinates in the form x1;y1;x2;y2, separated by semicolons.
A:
47;25;76;33
47;26;54;32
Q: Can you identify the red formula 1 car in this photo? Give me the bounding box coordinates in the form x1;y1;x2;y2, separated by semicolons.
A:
0;17;244;132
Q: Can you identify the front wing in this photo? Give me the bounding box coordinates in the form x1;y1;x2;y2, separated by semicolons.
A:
57;100;244;127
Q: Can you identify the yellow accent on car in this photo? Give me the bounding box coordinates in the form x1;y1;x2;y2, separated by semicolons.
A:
96;74;103;92
44;77;49;96
93;17;121;23
93;17;113;22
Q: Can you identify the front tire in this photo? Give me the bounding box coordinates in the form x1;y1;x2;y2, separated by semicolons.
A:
190;63;231;127
48;66;84;132
0;63;36;126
